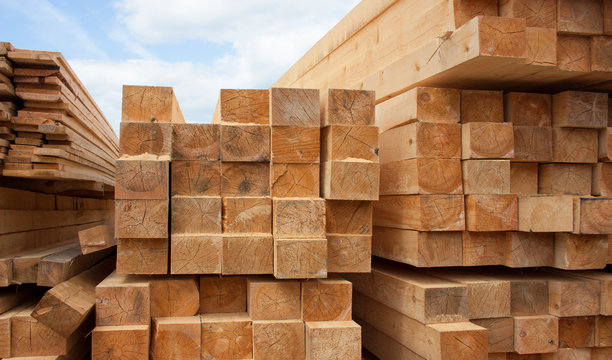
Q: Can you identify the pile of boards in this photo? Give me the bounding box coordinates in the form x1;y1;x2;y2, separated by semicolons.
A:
91;85;380;359
275;0;612;359
0;42;117;191
0;44;118;359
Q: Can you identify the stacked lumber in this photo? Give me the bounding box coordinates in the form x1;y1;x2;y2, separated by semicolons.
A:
95;85;379;359
0;46;118;192
0;42;18;170
275;0;612;359
92;273;361;359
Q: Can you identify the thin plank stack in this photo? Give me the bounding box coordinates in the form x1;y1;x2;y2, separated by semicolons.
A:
92;85;378;359
1;46;118;192
0;42;18;170
275;0;612;359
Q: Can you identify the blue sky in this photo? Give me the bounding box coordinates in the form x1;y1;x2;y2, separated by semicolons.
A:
0;0;359;133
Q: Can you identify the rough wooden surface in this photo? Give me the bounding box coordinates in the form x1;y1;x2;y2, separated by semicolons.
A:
593;162;612;196
221;162;270;196
559;316;596;348
506;232;554;268
539;163;592;195
554;233;608;270
599;127;612;161
374;195;465;231
461;122;514;159
122;85;184;123
199;276;247;314
499;0;556;28
557;0;603;34
466;194;518;231
462;160;510;194
462;232;506;266
504;92;552;126
201;313;253;359
552;127;598;163
222;235;273;275
218;89;269;124
471;317;514;353
574;197;612;234
247;278;300;320
220;124;270;162
302;277;352;322
252;320;305;360
552;91;608;128
321;124;378;162
518;195;574;232
322;161;380;200
149;276;199;317
460;90;503;123
381;158;462;195
305;321;361;360
513;315;558;354
150;316;200;360
325;200;372;235
510;162;538;195
222;197;271;233
379;122;461;163
95;272;150;326
273;198;325;237
274;238;327;279
92;325;150;360
323;89;375;126
271;126;320;163
270;87;319;127
513;126;553;162
79;224;116;254
171;196;222;235
327;234;371;273
120;122;171;157
115;200;168;238
170;235;222;274
270;163;319;197
115;159;169;200
117;238;168;275
171;123;220;161
170;160;221;197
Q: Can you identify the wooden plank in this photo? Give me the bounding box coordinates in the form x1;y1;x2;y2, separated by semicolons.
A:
593;162;612;196
92;325;150;360
322;89;375;126
321;161;380;200
375;87;460;133
253;320;305;359
271;126;320;163
359;318;424;360
345;260;468;324
270;163;319;197
274;238;327;279
119;122;171;157
200;313;253;359
553;91;608;128
539;163;592;195
305;321;361;360
461;122;514;159
505;232;554;268
353;292;487;360
466;194;518;231
321;124;378;162
513;126;553;162
115;199;168;238
36;244;113;287
301;277;351;321
513;315;558;354
554;233;608;270
381;158;462;195
372;227;462;267
327;234;371;273
115;159;169;200
0;301;37;358
222;234;273;275
12;242;77;284
116;238;168;275
270;87;319;127
171;123;220;161
325;200;372;235
95;272;150;326
222;197;271;233
460;89;503;123
170;235;222;274
170;160;221;197
217;89;269;124
510;162;538;195
518;195;574;232
462;160;510;194
504;92;552;126
78;225;116;254
31;257;114;337
220;124;270;162
558;316;596;348
199;276;246;314
122;85;184;123
150;316;200;360
574;197;612;234
170;196;222;235
556;34;591;72
0;209;108;234
557;0;604;35
471;317;514;353
149;276;199;317
373;195;465;231
247;277;300;320
499;0;556;28
552;127;599;163
272;198;325;237
462;231;506;266
220;162;270;196
379;123;462;163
